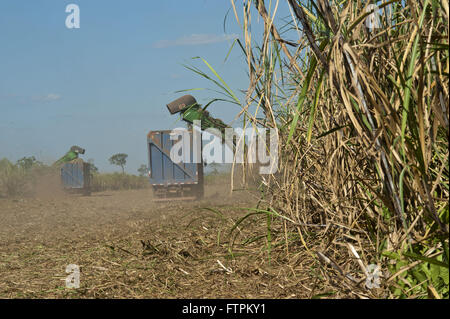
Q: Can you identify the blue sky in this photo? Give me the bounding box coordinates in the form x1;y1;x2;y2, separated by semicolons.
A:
0;0;290;173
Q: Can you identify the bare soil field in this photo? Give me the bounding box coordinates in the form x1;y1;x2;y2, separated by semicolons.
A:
0;179;314;299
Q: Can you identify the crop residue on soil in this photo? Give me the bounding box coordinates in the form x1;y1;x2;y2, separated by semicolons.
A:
0;181;318;298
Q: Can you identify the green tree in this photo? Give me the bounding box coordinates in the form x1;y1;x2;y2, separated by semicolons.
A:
109;153;128;173
137;164;148;177
87;158;99;174
16;156;42;170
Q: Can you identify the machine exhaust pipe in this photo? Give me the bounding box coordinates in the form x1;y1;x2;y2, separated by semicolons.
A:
166;95;197;114
70;146;85;154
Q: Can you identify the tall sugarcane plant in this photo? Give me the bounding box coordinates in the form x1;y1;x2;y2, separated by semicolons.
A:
185;0;449;298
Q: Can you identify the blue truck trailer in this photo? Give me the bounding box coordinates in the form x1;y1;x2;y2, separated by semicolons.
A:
147;130;204;200
60;159;91;196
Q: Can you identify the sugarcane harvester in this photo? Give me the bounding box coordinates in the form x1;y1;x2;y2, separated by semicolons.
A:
166;95;272;187
147;95;232;200
53;146;91;195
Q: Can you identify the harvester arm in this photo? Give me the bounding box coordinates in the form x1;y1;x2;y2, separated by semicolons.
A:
166;95;265;185
53;146;85;166
166;95;234;150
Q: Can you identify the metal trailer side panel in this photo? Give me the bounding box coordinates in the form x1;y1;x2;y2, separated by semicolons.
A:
61;162;86;189
147;130;202;186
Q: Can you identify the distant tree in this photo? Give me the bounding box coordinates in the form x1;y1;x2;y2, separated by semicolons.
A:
16;156;42;170
87;158;99;173
137;164;148;177
109;153;128;173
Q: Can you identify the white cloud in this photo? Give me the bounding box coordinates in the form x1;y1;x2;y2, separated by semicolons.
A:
32;93;62;102
153;33;239;49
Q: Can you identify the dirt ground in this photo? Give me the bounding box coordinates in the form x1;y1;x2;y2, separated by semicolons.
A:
0;179;315;299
